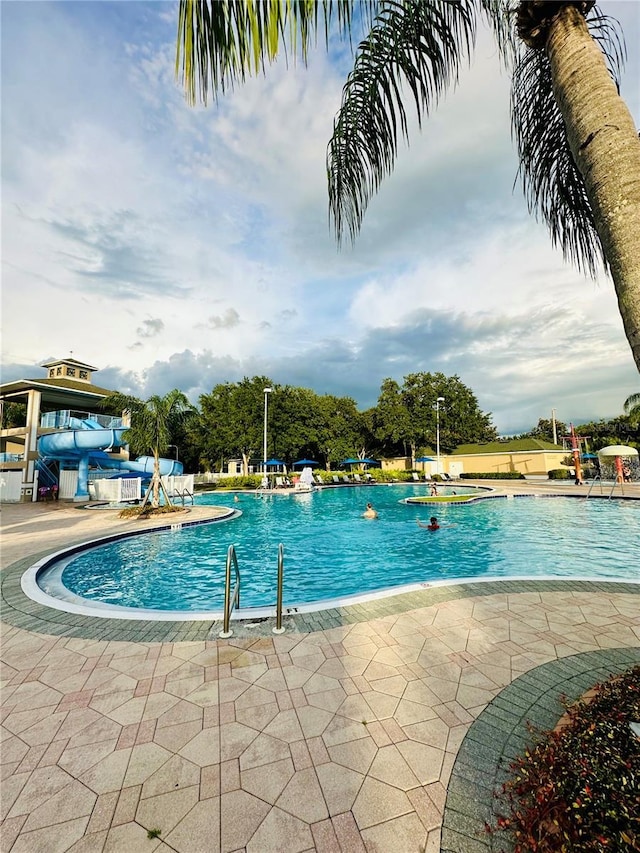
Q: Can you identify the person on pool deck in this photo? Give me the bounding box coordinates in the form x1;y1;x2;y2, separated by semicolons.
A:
363;502;378;519
430;483;439;496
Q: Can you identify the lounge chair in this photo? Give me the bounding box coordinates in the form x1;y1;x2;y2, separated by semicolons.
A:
315;474;324;484
441;472;452;482
342;475;351;484
411;472;420;482
332;475;341;484
353;473;362;483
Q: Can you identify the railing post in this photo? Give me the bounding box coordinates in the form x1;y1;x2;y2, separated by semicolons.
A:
219;545;235;639
273;543;286;634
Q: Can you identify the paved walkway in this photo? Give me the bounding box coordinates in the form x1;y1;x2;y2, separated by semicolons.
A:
1;492;639;852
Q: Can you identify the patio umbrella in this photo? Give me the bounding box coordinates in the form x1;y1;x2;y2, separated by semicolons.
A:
292;459;318;467
416;456;436;463
360;458;379;465
265;458;285;466
342;458;360;465
580;453;598;459
597;445;638;456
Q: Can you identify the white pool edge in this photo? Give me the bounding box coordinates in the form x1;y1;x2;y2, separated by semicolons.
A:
21;557;640;623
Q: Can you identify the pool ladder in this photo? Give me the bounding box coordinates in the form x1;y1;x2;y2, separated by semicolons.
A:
218;543;286;638
585;476;623;500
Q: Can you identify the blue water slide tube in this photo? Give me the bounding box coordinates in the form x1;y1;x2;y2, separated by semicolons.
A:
38;428;183;499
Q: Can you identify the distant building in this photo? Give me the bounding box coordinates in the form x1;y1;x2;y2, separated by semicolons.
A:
382;439;569;479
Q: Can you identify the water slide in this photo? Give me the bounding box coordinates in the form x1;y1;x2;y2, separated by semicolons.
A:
38;418;183;500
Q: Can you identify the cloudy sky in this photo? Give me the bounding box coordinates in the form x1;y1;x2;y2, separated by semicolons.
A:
2;1;638;434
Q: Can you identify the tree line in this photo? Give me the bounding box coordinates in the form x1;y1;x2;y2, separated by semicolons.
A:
106;374;638;474
3;375;637;474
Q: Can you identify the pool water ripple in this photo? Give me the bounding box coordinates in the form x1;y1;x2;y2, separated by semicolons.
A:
51;486;640;611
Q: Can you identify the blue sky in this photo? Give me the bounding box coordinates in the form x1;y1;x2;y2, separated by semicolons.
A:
2;1;638;434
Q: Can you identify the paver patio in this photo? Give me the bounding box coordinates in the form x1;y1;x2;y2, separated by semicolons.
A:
1;491;638;852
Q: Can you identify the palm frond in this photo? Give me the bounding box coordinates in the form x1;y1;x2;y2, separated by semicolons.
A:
480;0;519;69
327;0;477;244
176;0;368;105
623;392;640;416
511;45;604;277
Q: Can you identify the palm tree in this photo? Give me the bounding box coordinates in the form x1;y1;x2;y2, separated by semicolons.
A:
175;1;640;371
103;389;192;508
624;392;640;424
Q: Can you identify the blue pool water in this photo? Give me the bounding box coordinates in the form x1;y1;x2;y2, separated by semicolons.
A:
50;485;640;612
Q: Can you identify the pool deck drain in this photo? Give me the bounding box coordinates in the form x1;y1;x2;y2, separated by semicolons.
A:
1;490;639;852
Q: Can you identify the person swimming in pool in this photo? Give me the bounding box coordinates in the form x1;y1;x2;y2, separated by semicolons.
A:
416;516;456;530
363;502;378;519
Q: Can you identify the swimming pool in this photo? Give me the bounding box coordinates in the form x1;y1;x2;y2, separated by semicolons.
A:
31;485;640;617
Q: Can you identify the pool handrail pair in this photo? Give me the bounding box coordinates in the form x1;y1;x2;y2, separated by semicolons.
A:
218;542;285;638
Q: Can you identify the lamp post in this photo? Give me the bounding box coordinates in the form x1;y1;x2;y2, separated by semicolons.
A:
263;387;272;472
167;444;179;461
436;397;445;475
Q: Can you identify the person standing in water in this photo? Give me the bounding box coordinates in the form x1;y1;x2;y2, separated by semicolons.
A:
363;503;378;519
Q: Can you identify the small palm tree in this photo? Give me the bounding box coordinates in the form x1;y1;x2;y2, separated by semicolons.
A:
103;389;192;508
176;1;640;371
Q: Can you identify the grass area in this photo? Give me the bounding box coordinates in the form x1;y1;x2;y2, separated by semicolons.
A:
407;495;478;503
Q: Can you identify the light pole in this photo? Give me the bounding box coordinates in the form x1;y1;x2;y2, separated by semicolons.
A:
263;387;272;472
167;445;179;461
436;397;445;475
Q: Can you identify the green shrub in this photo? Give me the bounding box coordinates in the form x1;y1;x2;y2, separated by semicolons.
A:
489;666;640;852
215;475;263;490
548;468;571;480
460;472;525;480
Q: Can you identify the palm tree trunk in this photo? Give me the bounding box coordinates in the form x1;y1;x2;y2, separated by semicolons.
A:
153;448;160;507
545;5;640;372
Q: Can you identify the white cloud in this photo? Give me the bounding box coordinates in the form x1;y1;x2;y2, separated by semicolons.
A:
1;0;638;435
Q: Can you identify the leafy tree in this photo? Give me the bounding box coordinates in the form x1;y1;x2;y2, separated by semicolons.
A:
177;1;640;371
103;390;193;507
372;378;412;457
269;386;323;462
527;417;567;444
315;395;365;469
357;407;378;460
168;407;203;473
199;377;274;475
1;402;26;429
573;416;639;451
401;372;497;460
370;372;496;464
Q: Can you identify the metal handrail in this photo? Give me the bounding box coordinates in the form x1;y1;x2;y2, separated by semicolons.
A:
218;545;241;638
273;543;286;634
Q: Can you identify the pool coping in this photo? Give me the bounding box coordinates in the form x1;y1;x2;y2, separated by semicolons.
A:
11;487;640;626
441;646;640;852
2;535;639;641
